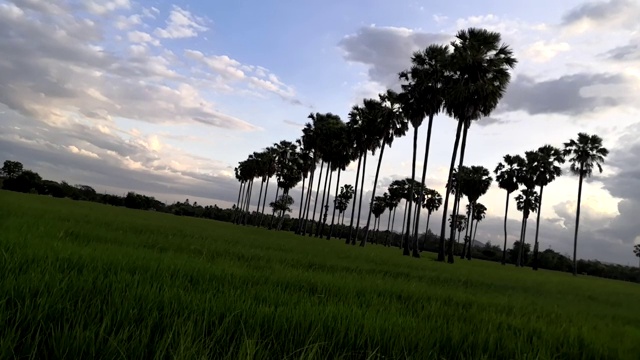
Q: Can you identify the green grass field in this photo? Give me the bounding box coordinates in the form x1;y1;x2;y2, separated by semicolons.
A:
1;190;639;359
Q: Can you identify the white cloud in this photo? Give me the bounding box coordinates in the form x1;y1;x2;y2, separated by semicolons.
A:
83;0;131;15
127;30;159;46
154;6;208;39
525;40;571;62
115;14;141;30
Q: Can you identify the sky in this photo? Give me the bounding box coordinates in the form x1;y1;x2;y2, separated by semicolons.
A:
1;0;639;265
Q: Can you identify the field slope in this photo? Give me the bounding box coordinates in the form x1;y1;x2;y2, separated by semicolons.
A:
1;190;639;359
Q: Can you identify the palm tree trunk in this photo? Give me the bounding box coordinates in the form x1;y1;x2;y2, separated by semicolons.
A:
346;154;363;244
327;168;342;240
400;200;408;249
501;191;510;265
234;181;245;223
308;161;325;236
269;186;280;230
516;212;526;266
573;165;584;276
521;219;529;266
317;165;333;237
259;177;270;227
404;126;419;257
388;207;397;245
424;212;432;245
413;114;435;256
362;144;386;247
277;189;288;230
461;203;474;259
297;175;307;229
254;178;265;226
447;121;470;263
438;120;464;261
298;166;316;235
468;219;480;260
532;185;545;271
385;209;392;246
354;153;368;245
243;179;254;225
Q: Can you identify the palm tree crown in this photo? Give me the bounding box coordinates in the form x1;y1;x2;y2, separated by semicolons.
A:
562;133;609;177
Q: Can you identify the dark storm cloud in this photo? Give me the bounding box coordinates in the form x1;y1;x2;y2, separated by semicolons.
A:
338;26;450;87
561;0;639;26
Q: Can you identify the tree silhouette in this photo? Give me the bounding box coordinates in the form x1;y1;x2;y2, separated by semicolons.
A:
439;27;517;264
563;133;609;276
494;154;525;265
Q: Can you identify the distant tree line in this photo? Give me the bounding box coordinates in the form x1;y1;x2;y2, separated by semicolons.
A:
2;159;639;283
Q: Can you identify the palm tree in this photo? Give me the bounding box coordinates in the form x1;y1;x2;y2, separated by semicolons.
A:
494;154;525;265
422;188;442;241
270;194;295;230
352;100;383;244
335;184;355;236
515;188;540;267
456;166;492;260
259;147;277;227
399;44;450;258
634;244;640;268
531;145;565;270
386;180;405;245
371;195;387;244
269;140;298;229
327;119;352;240
439;28;517;263
297;122;319;234
563;133;609;276
345;109;365;244
361;91;408;247
467;203;487;260
449;214;467;253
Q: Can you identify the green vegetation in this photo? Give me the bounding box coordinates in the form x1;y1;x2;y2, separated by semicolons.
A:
2;191;640;359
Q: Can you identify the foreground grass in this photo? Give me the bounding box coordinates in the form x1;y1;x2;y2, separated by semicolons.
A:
1;191;639;359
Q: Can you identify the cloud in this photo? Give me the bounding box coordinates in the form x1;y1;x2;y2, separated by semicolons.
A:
561;0;640;30
154;5;208;39
338;25;450;87
83;0;130;15
127;30;159;46
0;0;256;131
498;73;637;115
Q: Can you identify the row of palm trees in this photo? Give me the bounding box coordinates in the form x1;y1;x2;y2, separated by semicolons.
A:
231;27;609;276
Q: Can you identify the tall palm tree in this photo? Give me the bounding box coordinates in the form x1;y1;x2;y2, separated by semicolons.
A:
494;154;525;265
371;195;387;244
327;119;352;240
352;100;383;244
422;188;442;241
467;203;487;260
335;184;355;237
563;133;609;276
398;44;450;258
531;145;565;270
346;109;365;244
269;140;298;229
361;91;408;246
259;147;277;227
298;122;318;234
386;179;405;245
306;113;332;236
456;166;492;260
515;188;540;267
439;28;517;263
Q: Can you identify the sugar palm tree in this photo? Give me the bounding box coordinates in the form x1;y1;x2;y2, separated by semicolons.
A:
345;110;365;244
269;140;298;229
335;184;355;236
563;133;609;276
258;146;277;227
351;99;383;246
531;145;565;270
382;192;396;246
371;195;387;244
438;28;517;263
327;119;352;240
398;44;450;258
449;214;467;253
422;188;442;239
467;203;487;260
386;179;405;245
361;91;408;247
232;164;246;223
456;166;492;260
297;122;319;234
634;244;640;268
494;154;525;264
515;188;540;267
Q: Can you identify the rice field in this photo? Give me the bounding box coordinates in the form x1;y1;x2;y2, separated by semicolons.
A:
1;190;639;359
